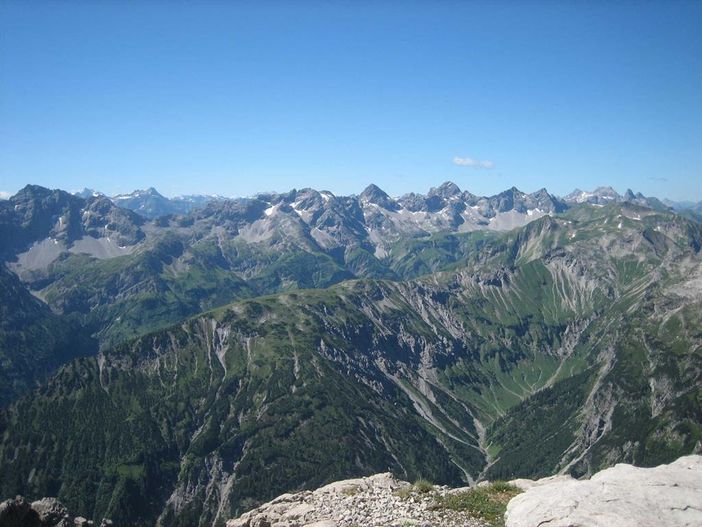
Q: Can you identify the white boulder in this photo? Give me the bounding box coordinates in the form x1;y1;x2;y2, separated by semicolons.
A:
505;455;702;527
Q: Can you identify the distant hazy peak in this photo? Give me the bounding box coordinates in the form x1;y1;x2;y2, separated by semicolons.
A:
564;186;622;204
74;188;104;199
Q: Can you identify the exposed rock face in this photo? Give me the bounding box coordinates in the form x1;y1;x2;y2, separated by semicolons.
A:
505;455;702;527
30;498;67;525
225;473;483;527
0;496;109;527
0;496;35;527
0;185;144;259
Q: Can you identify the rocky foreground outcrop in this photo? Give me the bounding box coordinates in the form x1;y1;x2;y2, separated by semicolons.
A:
505;455;702;527
225;473;486;527
227;456;702;527
0;496;111;527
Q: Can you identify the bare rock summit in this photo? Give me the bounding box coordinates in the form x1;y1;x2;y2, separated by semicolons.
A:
225;473;484;527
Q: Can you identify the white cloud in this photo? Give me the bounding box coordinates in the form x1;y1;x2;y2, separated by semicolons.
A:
0;191;10;200
453;156;494;169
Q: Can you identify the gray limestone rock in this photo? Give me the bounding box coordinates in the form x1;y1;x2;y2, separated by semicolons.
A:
505;455;702;527
31;498;67;526
226;473;481;527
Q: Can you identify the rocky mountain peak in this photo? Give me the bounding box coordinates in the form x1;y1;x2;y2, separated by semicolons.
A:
13;184;57;201
360;183;388;200
428;181;462;199
360;184;398;210
529;188;566;213
490;186;526;212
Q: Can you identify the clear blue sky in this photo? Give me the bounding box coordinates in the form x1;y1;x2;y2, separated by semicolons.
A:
1;1;701;200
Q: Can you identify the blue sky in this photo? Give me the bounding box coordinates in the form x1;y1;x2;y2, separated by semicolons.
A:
1;1;701;200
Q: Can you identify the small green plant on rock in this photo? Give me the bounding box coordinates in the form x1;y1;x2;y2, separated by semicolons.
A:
341;485;360;496
413;478;434;493
393;485;413;500
488;480;519;493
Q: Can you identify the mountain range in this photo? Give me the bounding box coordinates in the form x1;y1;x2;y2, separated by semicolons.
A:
65;183;697;220
0;182;700;526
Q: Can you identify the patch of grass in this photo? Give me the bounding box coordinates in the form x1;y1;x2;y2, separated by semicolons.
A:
115;462;146;480
435;482;521;527
486;480;517;493
413;478;434;493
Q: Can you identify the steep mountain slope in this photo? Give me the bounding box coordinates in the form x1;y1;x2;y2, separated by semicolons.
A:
0;284;473;526
486;246;702;478
1;203;700;526
0;265;95;406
